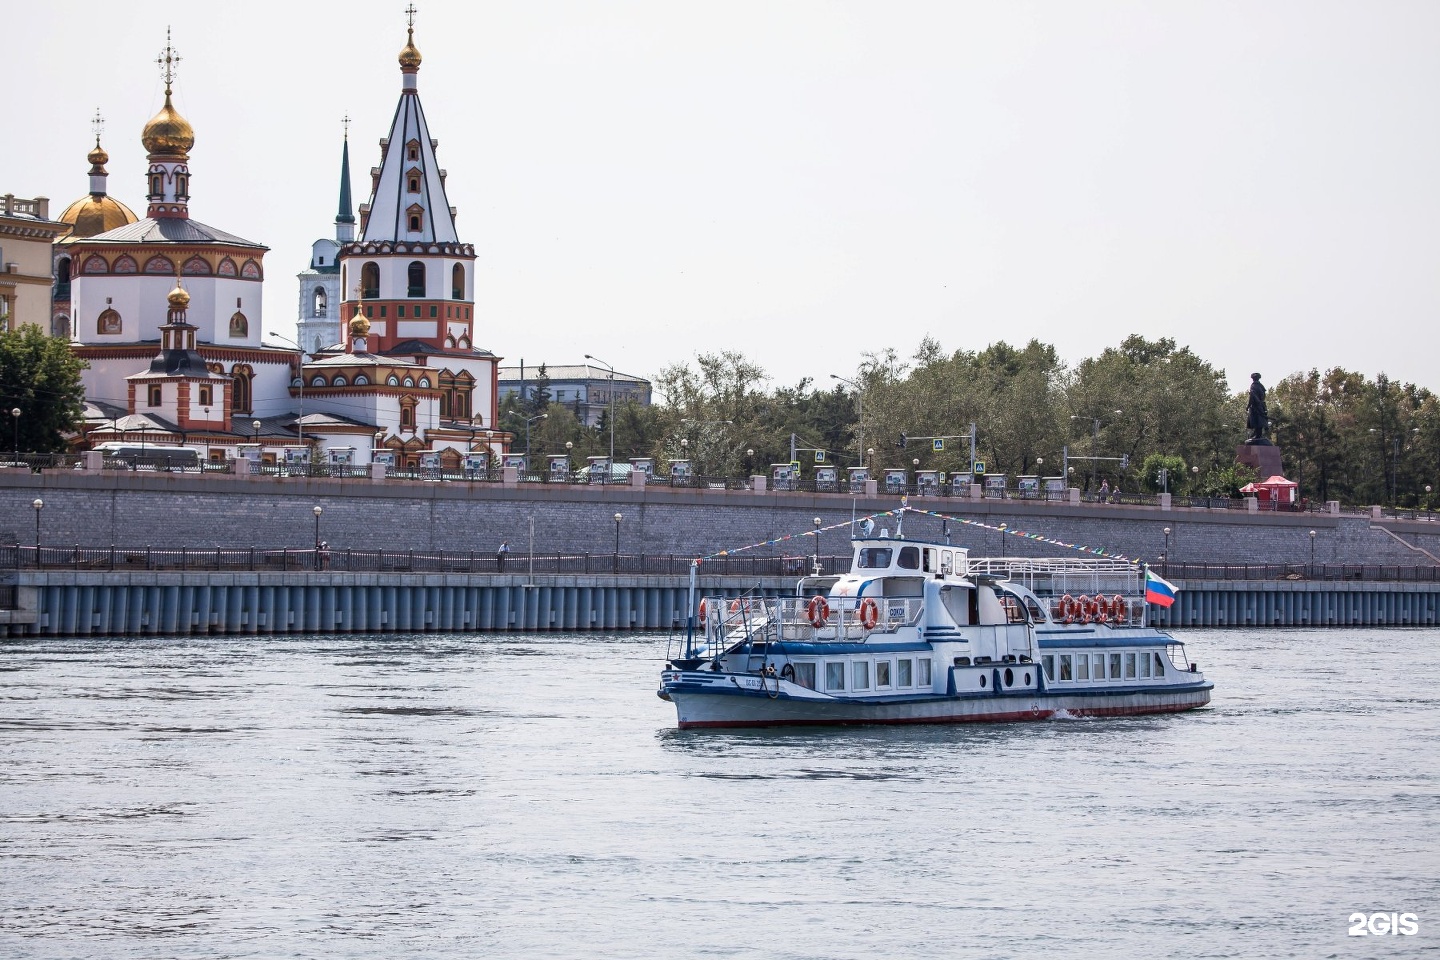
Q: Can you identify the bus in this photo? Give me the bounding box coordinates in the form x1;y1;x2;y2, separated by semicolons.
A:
93;443;201;471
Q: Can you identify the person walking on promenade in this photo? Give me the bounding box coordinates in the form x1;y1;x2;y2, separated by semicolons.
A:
1098;479;1110;503
497;540;510;570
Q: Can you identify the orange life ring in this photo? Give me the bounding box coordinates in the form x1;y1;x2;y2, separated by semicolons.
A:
698;599;707;623
1112;595;1127;622
858;597;880;630
807;595;830;628
1079;595;1094;624
729;598;749;615
1095;596;1110;623
1060;594;1075;619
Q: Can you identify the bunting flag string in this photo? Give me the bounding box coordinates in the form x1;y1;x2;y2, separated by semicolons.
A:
696;503;1138;567
898;506;1138;565
697;509;903;562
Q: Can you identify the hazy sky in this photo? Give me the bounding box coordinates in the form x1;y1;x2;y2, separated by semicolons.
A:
6;1;1438;397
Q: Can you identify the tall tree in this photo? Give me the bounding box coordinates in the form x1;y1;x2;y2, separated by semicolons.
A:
0;326;87;453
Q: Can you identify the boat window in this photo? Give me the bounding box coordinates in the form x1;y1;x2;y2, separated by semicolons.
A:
942;551;953;575
1124;653;1137;679
923;550;933;573
897;546;920;569
1024;597;1046;621
857;548;892;569
1076;655;1090;681
1093;654;1106;681
1109;654;1122;680
1041;655;1054;682
794;662;816;690
897;658;913;687
999;594;1026;624
917;658;932;686
1140;652;1152;678
875;660;892;689
1059;655;1073;681
853;661;871;691
1153;652;1165;677
826;662;845;691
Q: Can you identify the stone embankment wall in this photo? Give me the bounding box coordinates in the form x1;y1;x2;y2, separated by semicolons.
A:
0;471;1437;567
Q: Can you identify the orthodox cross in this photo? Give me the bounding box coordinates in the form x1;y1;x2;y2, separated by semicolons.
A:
155;27;182;95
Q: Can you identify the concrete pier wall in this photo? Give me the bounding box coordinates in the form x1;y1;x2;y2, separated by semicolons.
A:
2;571;1436;637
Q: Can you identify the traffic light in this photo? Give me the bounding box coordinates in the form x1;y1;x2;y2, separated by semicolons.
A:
1120;453;1130;470
898;433;907;448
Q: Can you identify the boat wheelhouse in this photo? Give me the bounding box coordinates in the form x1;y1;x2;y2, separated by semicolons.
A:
659;518;1211;729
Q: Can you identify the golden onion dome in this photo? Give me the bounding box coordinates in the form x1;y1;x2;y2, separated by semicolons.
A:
142;93;195;157
87;144;109;168
399;27;422;71
167;281;191;310
57;195;139;240
349;311;371;339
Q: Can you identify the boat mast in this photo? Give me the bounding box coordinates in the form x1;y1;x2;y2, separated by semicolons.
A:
685;559;698;657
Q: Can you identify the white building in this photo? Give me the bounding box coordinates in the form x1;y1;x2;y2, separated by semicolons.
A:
295;135;354;356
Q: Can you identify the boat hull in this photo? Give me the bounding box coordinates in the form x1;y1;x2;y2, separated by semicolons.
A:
664;674;1212;730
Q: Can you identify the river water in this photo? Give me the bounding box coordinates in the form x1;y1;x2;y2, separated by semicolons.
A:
1;627;1435;959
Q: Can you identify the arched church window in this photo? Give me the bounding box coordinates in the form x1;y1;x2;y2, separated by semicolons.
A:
54;315;70;339
113;255;137;274
82;255;108;274
311;376;326;387
313;288;327;317
403;376;415;387
387;375;399;386
184;256;211;275
451;263;464;300
176;173;188;198
406;204;424;235
55;257;71;298
333;376;347;386
419;377;431;389
149;173;162;196
231;364;253;415
313;335;323;353
144;256;174;275
407;261;425;298
406;139;420;161
229;312;248;337
97;308;122;335
361;262;380;299
354;375;369;386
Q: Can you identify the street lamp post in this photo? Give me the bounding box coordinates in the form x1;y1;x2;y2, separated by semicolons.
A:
1070;410;1122;492
10;407;19;461
813;517;823;574
32;498;43;552
584;353;617;468
1163;527;1171;572
252;419;261;445
998;522;1007;558
313;505;323;550
268;333;310;448
867;448;874;473
1309;529;1316;568
613;512;623;573
830;374;864;467
525;413;548;465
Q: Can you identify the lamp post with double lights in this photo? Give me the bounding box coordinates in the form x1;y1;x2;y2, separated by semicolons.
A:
583;353;617;467
1070;410;1122;493
524;413;548;465
829;374;864;467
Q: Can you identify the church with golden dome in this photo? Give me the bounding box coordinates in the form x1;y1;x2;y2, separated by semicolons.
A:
47;15;508;467
61;32;295;457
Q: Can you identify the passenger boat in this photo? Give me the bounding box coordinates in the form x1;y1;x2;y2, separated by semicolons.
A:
658;511;1211;729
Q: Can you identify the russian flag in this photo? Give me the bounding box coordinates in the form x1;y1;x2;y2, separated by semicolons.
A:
1145;569;1178;608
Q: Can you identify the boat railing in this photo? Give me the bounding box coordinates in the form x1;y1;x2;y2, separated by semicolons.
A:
702;594;923;647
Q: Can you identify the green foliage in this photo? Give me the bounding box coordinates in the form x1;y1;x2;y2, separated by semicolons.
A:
1139;453;1188;493
0;326;87;453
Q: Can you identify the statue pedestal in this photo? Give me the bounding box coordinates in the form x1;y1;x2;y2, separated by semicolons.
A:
1236;443;1282;479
